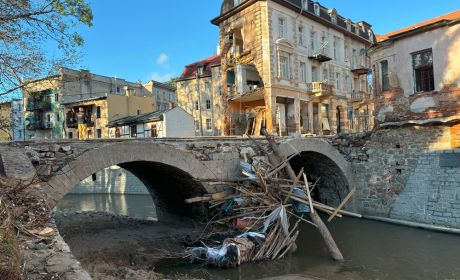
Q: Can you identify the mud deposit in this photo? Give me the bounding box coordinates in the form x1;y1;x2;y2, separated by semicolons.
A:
54;212;201;280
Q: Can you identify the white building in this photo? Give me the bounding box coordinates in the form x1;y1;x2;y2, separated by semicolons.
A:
108;106;195;138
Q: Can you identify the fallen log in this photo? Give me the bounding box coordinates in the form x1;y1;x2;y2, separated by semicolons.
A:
261;129;344;261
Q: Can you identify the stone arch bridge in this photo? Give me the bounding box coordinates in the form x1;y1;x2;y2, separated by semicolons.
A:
0;137;356;218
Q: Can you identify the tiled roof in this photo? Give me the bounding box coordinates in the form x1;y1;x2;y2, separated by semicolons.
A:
177;55;221;81
377;10;460;42
107;108;171;127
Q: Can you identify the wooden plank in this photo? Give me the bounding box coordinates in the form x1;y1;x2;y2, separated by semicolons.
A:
302;173;315;214
327;187;357;222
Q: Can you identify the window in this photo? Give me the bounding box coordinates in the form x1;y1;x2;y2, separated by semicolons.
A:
68;132;73;139
130;125;137;138
331;13;337;24
300;62;307;83
311;66;319;81
381;60;389;91
336;72;341;90
92;173;97;182
333;38;337;60
310;31;315;51
96;106;101;119
97;129;102;138
56;113;60;122
322;68;328;82
412;49;434;93
298;25;305;46
314;3;320;16
137;109;141;115
206;99;211;110
280;55;290;80
116;87;121;93
278;17;286;38
194;101;199;110
206;118;212;130
151;124;158;138
55;93;59;102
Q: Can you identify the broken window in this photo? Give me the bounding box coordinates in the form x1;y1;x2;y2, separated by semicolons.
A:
381;60;389;91
412;49;434;93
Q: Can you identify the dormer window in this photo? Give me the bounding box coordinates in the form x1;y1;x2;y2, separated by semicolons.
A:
346;19;351;31
314;3;320;16
328;9;337;24
354;25;360;35
234;0;242;6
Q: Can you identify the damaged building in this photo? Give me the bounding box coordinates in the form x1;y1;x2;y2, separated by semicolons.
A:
212;0;375;136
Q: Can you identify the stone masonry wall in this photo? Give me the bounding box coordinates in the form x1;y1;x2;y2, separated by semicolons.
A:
347;125;460;228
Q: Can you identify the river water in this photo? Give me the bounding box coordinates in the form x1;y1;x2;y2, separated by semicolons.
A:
56;194;460;280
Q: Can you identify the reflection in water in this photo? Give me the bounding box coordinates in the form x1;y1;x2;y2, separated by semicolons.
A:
55;194;156;220
55;194;460;280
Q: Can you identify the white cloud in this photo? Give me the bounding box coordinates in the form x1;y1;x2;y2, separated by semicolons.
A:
149;72;176;82
156;53;169;66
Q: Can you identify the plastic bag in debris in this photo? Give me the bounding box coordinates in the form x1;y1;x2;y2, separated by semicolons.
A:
292;187;311;214
262;206;290;236
189;243;240;267
240;161;257;179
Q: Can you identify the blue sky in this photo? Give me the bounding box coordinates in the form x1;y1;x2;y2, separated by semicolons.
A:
74;0;459;83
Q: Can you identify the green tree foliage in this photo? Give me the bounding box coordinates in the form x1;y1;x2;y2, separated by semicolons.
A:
0;0;93;96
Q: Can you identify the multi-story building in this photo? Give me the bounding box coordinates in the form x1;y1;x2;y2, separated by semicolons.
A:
0;101;12;141
212;0;375;135
176;55;226;136
144;80;177;111
22;67;157;139
368;10;460;126
11;99;24;141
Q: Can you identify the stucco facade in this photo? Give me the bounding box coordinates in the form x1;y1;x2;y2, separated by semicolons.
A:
176;55;225;136
369;11;460;125
213;0;375;136
0;101;12;141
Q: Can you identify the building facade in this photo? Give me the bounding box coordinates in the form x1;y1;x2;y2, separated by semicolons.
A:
212;0;375;136
143;80;177;111
11;99;24;141
369;10;460;126
0;101;12;141
176;55;226;136
107;106;195;138
22;67;158;140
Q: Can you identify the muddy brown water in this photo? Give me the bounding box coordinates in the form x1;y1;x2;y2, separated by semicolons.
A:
56;194;460;280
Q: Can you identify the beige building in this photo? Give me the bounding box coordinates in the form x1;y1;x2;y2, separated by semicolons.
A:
176;55;225;136
144;80;177;111
63;94;152;139
0;101;12;141
22;67;173;139
369;10;460;126
212;0;375;136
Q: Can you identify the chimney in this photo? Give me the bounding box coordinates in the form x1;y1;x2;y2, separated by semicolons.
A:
168;102;174;109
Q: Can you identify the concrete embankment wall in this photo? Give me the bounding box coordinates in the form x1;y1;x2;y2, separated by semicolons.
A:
352;124;460;228
70;166;149;195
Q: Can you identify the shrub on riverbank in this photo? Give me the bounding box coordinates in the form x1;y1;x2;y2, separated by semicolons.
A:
0;199;21;280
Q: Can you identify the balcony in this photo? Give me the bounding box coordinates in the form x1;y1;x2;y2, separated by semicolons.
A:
308;48;332;63
351;64;370;75
306;82;333;98
26;121;53;130
351;91;371;103
228;85;265;102
26;100;52;112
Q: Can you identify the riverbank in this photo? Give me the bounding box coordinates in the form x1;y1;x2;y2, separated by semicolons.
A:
54;211;202;280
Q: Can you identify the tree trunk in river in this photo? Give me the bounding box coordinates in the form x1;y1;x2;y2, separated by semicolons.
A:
261;129;344;261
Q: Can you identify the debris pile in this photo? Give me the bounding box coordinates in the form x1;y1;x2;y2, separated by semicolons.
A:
185;130;360;267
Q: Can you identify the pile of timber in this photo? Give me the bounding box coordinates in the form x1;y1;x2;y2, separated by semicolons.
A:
185;130;360;267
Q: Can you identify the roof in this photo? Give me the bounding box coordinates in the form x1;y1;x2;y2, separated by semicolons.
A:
61;96;107;106
212;0;373;43
108;108;171;127
145;80;176;91
376;10;460;42
176;55;221;81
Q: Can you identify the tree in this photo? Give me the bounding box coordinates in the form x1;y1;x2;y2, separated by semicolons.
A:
0;0;93;97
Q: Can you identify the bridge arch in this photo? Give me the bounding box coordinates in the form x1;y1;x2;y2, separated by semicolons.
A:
44;142;216;219
278;138;355;208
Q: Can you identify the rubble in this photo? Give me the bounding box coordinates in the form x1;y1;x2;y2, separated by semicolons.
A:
183;131;360;267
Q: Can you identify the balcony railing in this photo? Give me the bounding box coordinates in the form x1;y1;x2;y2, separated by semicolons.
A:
26;121;53;130
351;91;371;103
308;46;332;63
306;82;333;97
26;100;52;112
